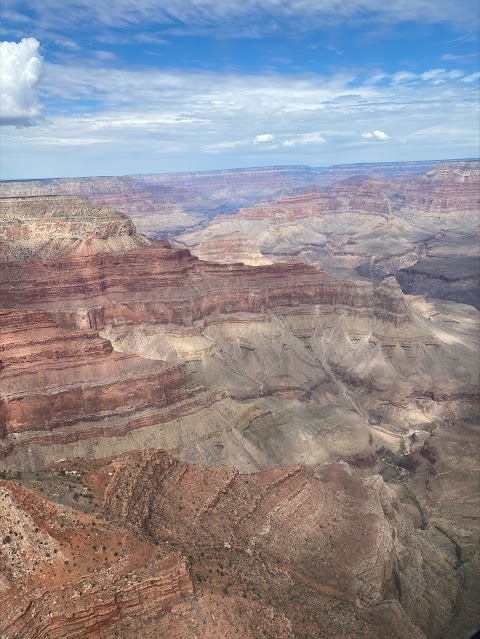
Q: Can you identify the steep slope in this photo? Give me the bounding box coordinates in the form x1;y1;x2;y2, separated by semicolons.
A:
174;178;434;276
174;161;479;306
0;472;196;639
3;446;474;639
0;199;477;474
0;193;478;638
0;450;428;639
396;161;480;231
396;228;480;309
0;308;208;465
0;160;457;240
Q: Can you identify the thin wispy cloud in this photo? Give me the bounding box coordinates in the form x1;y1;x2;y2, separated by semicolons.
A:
1;0;479;39
441;52;478;61
2;57;478;177
0;0;478;178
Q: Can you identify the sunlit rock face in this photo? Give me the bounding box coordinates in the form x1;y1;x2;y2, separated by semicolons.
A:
168;161;479;306
0;190;478;639
0;195;150;261
1;198;477;472
1;445;477;639
397;161;480;229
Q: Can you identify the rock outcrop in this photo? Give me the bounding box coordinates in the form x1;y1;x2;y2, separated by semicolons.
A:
396;228;480;309
0;476;195;639
0;195;150;260
0;160;453;241
173;161;479;305
396;161;480;230
0;450;429;639
0;308;208;464
174;178;433;278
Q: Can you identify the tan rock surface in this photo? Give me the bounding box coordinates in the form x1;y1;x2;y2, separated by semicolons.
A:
0;195;150;260
0;193;477;638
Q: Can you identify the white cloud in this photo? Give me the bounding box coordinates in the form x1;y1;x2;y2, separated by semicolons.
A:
361;130;390;140
94;50;116;61
420;68;446;81
254;133;275;144
1;0;478;39
441;52;478;61
282;132;326;146
0;37;43;126
1;61;479;178
390;67;469;86
462;72;480;82
391;71;418;84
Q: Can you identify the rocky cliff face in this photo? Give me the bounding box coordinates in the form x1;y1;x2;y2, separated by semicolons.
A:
0;475;195;639
0;195;150;260
0;307;207;464
2;162;476;305
0;166;330;240
173;161;479;305
397;162;480;230
0;197;478;473
0;450;428;639
0;193;478;638
0;160;456;241
396;228;480;309
4;446;474;638
174;177;431;277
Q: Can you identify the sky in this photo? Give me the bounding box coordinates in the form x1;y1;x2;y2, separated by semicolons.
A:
0;0;479;179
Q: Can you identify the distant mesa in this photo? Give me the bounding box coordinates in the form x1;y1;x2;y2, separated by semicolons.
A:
0;195;150;261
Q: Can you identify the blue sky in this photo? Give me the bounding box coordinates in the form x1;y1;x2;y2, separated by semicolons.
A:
0;0;479;179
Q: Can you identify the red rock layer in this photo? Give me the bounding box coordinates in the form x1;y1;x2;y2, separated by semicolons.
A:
103;450;396;606
0;478;195;639
0;308;203;457
84;449;428;638
0;243;375;331
237;178;394;221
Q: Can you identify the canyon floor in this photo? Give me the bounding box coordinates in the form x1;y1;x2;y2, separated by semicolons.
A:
0;160;478;638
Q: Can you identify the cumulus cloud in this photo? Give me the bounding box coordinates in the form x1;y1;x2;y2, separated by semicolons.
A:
254;133;275;144
0;38;43;126
361;130;390;140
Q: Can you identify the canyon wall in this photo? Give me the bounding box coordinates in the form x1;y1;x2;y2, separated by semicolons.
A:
0;192;478;638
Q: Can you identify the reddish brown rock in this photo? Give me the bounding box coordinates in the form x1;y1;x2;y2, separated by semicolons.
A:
0;477;195;639
397;161;480;229
0;308;206;461
0;450;430;639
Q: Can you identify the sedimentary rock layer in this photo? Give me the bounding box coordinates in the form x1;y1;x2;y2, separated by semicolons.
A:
0;207;477;470
0;477;195;639
0;449;431;639
0;308;207;462
174;161;479;304
0;195;150;260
